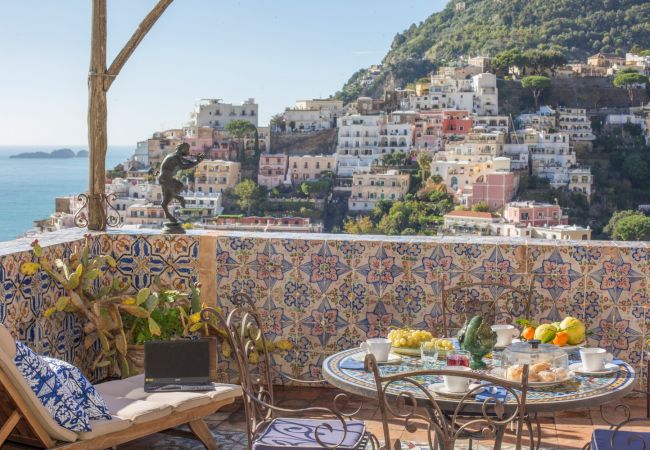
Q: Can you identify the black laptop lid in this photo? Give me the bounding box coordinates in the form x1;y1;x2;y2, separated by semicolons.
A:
144;340;210;385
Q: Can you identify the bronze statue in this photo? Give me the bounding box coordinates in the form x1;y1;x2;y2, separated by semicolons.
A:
157;143;204;233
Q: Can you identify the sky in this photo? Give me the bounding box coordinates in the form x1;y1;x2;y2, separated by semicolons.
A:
0;0;445;147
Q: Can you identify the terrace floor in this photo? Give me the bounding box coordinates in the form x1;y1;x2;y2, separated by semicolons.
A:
105;388;645;450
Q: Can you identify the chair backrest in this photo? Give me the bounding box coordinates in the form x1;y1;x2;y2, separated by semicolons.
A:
440;279;535;337
365;353;530;450
201;294;277;447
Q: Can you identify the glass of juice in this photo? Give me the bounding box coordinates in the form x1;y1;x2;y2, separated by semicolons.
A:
447;350;470;367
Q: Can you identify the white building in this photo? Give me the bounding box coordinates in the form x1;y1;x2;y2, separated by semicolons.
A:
556;107;595;141
283;99;344;132
190;98;258;130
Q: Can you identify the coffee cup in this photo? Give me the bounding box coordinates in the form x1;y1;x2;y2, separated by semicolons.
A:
361;338;391;362
491;324;519;347
579;348;613;372
442;366;471;393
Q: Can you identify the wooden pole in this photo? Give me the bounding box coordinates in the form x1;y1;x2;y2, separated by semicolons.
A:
87;0;173;230
87;0;107;231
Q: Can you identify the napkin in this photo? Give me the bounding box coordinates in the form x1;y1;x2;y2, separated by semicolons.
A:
474;384;508;403
339;357;366;371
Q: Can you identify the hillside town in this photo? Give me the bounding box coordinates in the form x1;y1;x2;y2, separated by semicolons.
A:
36;50;650;240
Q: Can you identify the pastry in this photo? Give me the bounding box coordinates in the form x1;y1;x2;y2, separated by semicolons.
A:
531;361;552;374
553;367;568;379
506;365;524;382
537;370;556;382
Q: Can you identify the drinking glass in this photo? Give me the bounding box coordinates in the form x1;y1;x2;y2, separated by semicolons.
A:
420;342;439;368
446;350;470;367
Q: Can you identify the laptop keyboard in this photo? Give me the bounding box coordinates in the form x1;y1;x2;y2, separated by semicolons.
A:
152;384;215;392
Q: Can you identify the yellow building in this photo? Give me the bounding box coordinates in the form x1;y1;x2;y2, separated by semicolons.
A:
348;170;410;211
287;155;335;184
194;160;241;194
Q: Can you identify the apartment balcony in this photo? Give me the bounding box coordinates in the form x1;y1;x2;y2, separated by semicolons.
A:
2;228;649;449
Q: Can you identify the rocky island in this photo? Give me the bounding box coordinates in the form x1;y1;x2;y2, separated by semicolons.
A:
10;148;88;159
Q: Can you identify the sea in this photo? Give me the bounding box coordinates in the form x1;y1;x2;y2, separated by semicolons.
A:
0;145;134;243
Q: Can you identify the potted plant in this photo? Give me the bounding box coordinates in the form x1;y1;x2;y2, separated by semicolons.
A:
20;237;191;378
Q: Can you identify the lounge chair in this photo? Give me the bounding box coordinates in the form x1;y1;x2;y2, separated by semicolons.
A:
0;324;242;449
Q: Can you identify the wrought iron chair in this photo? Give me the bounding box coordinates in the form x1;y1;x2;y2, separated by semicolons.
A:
440;279;535;338
365;353;533;450
201;294;378;450
583;403;650;450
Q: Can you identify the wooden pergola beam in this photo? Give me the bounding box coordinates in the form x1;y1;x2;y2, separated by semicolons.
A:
87;0;173;231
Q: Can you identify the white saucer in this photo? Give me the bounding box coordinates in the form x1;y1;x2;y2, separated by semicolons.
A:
352;351;402;365
428;382;480;398
569;362;619;376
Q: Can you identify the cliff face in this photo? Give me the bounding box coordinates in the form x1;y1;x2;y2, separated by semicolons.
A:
335;0;650;102
270;129;338;156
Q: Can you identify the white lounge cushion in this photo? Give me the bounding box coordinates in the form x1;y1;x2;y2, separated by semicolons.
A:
77;415;131;440
0;325;78;443
102;395;173;423
95;378;242;408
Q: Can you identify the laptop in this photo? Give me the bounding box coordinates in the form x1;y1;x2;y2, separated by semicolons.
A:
144;339;214;393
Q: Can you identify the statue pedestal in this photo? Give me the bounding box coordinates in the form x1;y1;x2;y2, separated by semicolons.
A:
162;221;186;234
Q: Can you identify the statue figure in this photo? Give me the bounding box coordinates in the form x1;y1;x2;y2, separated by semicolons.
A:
157;143;204;233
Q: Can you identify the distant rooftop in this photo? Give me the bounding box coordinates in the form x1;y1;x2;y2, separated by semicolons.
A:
445;210;493;219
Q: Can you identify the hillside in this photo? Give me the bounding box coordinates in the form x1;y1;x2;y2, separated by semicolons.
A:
335;0;650;102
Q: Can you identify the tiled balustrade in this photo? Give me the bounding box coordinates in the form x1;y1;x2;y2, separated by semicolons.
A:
1;229;648;387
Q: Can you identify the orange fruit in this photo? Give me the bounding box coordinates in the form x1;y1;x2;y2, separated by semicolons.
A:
553;331;569;347
522;326;536;340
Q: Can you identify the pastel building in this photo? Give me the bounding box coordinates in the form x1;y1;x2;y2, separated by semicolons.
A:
190;98;258;129
258;153;288;188
503;201;568;227
348;170;410;211
287;155;335;184
556;107;595;141
442;210;499;234
182;126;215;154
194;160;241;193
283;99;343;131
464;171;517;210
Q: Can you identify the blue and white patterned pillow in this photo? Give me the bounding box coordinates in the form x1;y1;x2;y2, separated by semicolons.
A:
43;356;112;421
12;342;91;432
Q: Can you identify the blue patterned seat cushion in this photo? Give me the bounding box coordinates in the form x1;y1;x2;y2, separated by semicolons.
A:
12;342;91;432
591;428;650;450
43;356;111;420
253;418;366;450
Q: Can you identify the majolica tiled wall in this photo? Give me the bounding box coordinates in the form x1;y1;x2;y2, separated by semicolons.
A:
1;230;648;387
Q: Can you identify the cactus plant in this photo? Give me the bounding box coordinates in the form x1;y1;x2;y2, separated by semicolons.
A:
21;237;194;378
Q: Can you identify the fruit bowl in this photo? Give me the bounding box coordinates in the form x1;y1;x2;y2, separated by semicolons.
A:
387;329;454;358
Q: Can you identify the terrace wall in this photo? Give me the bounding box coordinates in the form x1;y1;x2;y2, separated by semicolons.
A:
0;229;648;387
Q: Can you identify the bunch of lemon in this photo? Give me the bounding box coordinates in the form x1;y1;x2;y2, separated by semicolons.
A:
388;329;432;348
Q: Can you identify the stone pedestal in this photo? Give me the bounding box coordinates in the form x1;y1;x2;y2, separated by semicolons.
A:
162;221;186;234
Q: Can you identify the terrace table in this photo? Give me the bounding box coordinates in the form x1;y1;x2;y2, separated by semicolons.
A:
323;348;636;414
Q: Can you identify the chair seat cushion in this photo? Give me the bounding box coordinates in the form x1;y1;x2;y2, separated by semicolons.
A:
77;415;131;440
592;428;650;450
12;341;91;432
253;418;366;450
102;395;173;423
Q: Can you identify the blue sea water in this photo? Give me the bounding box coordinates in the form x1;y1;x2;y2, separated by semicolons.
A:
0;145;133;242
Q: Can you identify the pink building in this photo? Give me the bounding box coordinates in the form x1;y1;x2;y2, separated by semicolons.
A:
414;111;444;151
183;127;215;155
503;201;568;226
442;110;472;135
467;172;517;211
258;153;288;188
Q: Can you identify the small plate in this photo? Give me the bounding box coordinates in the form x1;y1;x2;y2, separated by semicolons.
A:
427;382;474;398
391;346;452;357
569;362;619;376
512;338;585;352
352;351;402;365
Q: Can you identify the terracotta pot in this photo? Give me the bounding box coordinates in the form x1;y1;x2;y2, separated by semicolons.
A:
127;344;145;376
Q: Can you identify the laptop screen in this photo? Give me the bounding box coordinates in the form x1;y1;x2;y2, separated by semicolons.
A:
144;340;210;384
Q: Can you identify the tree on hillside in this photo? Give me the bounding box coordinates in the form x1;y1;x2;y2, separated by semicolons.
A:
611;214;650;241
471;202;490;212
417;152;432;181
521;76;551;108
604;210;644;237
300;178;332;199
494;49;526;76
613;72;649;103
270;114;286;132
235;179;264;214
343;216;375;234
225;120;257;162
